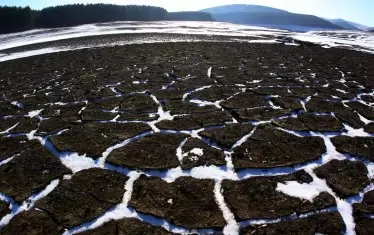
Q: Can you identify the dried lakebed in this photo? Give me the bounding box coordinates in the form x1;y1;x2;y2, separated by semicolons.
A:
0;41;373;235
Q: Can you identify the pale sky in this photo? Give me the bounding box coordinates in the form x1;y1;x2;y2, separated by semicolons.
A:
2;0;374;26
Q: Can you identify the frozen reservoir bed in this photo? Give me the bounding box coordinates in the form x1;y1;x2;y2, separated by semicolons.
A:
0;21;373;235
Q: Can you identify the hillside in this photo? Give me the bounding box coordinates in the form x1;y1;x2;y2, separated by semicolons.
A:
166;12;214;21
202;4;342;30
201;4;288;14
328;19;361;31
329;19;371;31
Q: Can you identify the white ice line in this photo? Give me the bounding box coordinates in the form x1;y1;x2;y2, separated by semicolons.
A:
300;96;312;112
214;180;239;235
63;172;140;235
231;128;257;149
182;85;212;101
176;137;189;164
0;157;14;167
239;206;337;228
207;67;212;79
357;113;373;125
99;131;154;167
224;152;236;177
277;123;374;138
0;123;19;135
122;172;141;205
0;179;59;228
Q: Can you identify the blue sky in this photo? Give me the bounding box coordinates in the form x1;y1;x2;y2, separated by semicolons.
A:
2;0;373;26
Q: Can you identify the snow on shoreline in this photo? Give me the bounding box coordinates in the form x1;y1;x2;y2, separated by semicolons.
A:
0;21;373;62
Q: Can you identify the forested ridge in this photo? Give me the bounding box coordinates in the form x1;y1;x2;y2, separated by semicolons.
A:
166;12;214;21
0;4;213;34
0;6;34;34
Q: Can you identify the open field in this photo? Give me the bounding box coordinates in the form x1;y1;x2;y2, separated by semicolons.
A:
0;22;374;235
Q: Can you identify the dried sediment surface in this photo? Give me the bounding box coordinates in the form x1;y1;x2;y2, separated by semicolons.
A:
0;40;373;234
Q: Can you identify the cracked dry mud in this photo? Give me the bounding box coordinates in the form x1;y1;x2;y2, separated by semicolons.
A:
0;40;373;235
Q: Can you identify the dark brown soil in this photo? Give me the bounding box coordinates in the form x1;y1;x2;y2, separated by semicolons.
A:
314;160;370;198
347;101;374;120
6;117;39;134
0;136;34;162
241;212;345;235
129;176;225;229
50;122;150;157
0;38;373;234
119;94;159;113
364;123;374;134
37;116;79;136
306;98;350;113
157;111;232;131
270;96;304;110
181;137;226;169
222;170;336;220
274;113;343;132
331;137;374;160
335;111;365;129
79;218;173;235
354;190;374;216
233;108;292;122
0;143;71;202
0;210;61;235
80;108;117;121
107;133;187;170
355;218;374;235
0;201;9;220
162;100;217;115
221;92;269;109
231;125;325;169
199;123;254;149
35;168;128;229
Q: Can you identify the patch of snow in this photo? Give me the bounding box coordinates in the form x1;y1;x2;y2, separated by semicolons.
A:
10;101;24;109
248;80;262;84
189;99;222;109
207;67;212;78
189;148;204;157
358;113;372;125
27;109;43;118
343;124;372;137
276;180;327;202
59;152;99;173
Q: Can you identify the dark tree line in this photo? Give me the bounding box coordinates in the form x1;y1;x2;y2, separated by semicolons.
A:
166;12;214;21
0;6;34;34
35;4;168;28
0;4;183;34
